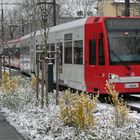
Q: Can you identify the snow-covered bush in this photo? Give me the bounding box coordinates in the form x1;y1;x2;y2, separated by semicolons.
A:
105;80;130;127
59;89;98;132
0;78;140;140
0;76;36;112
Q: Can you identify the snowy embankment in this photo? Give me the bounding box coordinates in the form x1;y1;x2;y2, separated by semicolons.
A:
0;76;140;140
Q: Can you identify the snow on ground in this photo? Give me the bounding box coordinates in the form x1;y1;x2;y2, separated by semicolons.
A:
0;77;140;140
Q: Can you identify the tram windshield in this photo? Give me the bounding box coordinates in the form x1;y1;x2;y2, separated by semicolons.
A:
106;18;140;65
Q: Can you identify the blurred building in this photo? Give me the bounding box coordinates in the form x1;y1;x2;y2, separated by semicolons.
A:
96;0;140;16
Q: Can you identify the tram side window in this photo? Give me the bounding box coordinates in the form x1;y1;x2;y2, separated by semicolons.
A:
98;39;105;65
15;48;20;58
4;48;9;56
36;45;40;51
56;42;63;65
64;33;72;41
89;40;96;65
74;40;83;64
64;33;72;64
56;42;63;73
51;43;55;63
40;44;45;50
64;42;72;64
25;46;30;55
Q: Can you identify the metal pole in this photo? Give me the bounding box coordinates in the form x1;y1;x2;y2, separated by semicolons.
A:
0;0;4;83
9;55;11;78
3;55;5;73
21;18;24;36
53;0;56;26
41;59;45;108
45;57;48;107
125;0;130;16
36;1;56;26
56;47;60;105
36;53;40;104
0;54;2;82
1;0;4;53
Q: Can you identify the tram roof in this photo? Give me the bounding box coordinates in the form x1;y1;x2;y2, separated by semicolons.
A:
35;17;88;36
20;18;87;40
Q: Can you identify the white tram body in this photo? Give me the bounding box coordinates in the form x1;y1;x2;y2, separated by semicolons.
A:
20;18;87;90
4;38;20;69
20;34;31;73
20;33;36;74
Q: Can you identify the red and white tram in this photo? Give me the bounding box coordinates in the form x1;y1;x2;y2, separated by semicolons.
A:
5;16;140;94
4;38;20;69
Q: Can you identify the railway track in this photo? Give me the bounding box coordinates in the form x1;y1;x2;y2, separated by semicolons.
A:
2;67;31;81
125;94;140;113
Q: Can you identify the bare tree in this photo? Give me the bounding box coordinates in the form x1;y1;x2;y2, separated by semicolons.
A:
36;0;53;52
4;7;19;39
17;0;53;51
3;0;97;39
58;0;97;17
0;0;32;40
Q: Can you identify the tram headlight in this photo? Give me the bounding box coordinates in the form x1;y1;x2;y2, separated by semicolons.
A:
109;73;119;80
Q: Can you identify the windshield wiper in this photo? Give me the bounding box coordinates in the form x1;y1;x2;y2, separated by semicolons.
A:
132;30;138;54
111;50;131;70
127;30;138;54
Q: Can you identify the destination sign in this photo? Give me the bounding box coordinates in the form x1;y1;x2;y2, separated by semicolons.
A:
106;18;140;30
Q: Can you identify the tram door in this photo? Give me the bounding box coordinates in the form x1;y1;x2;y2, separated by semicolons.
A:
85;33;105;93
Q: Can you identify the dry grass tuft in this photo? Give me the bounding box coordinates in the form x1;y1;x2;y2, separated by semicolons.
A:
31;74;37;90
59;89;98;131
105;80;130;127
1;72;17;93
